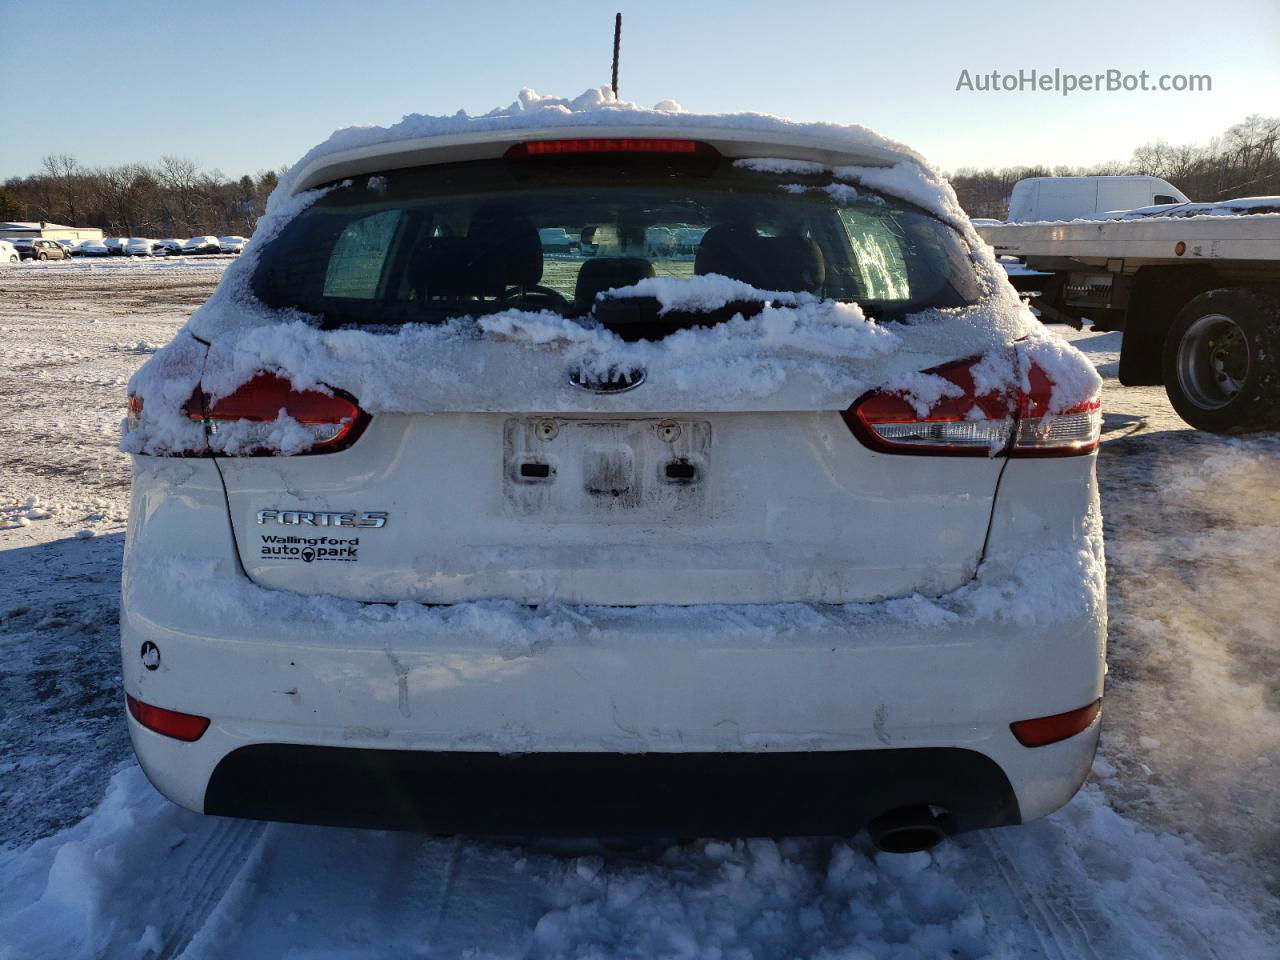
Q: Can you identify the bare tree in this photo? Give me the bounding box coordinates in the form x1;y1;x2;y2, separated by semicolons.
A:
40;154;83;225
156;156;201;234
93;164;160;236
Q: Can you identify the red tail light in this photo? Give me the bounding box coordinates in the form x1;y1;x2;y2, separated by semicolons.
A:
126;694;210;742
185;372;368;455
505;138;709;159
844;353;1101;457
1010;699;1101;747
126;393;144;430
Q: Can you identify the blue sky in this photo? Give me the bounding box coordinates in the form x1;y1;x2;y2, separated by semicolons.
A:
3;0;1277;179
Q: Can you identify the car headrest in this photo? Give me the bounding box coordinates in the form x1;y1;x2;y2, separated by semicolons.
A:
574;257;656;312
409;237;504;299
694;223;826;293
468;203;543;288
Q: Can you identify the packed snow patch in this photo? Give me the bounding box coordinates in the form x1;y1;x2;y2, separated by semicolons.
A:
2;765;1275;960
1;494;59;529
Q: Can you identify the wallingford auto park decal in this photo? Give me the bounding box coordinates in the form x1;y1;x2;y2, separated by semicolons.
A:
255;509;388;564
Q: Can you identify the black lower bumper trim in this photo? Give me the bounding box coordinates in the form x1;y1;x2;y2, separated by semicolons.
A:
205;745;1020;837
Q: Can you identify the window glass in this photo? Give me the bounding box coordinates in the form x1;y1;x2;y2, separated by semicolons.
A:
838;209;911;301
253;158;981;329
322;210;402;299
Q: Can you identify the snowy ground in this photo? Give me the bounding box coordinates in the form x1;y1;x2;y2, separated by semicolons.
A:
0;259;1277;959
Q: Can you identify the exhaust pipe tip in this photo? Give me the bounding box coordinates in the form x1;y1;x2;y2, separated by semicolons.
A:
867;805;946;854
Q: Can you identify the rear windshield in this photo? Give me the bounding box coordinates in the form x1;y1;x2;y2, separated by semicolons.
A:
252;154;983;330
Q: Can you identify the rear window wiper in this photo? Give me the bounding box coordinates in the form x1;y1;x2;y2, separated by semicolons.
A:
590;295;773;342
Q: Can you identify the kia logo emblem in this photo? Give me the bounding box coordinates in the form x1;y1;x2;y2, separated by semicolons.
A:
568;365;646;394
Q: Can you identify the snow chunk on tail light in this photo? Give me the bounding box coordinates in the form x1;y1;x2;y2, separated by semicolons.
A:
189;372;368;456
844;352;1101;457
1012;362;1102;456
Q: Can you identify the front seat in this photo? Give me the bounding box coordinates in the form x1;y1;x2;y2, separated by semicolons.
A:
468;203;544;292
408;236;503;300
573;257;656;315
695;223;826;293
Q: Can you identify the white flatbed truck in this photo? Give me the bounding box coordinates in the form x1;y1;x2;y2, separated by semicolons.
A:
975;200;1280;433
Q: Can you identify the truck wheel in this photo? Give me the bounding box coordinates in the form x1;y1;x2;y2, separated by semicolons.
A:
1162;288;1280;433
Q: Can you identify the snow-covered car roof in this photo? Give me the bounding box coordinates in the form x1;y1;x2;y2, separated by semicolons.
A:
282;87;934;196
241;88;975;280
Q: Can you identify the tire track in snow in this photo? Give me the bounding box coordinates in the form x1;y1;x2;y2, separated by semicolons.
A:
145;818;266;960
975;831;1104;960
372;835;553;956
973;815;1238;960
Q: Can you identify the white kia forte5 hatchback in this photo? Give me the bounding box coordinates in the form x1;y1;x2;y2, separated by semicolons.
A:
120;91;1105;852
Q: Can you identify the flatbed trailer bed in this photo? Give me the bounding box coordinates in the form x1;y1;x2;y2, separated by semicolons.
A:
974;209;1280;433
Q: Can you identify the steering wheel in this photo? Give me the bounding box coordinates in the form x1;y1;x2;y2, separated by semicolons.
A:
497;285;570;312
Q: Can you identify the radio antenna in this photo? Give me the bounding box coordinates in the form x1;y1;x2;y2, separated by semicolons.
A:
611;13;622;99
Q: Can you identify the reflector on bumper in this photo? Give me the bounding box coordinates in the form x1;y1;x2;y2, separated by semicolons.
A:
1010;699;1101;747
126;694;211;742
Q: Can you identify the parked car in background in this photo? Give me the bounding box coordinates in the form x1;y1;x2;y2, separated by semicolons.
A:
217;235;248;254
160;239;184;256
125;238;164;257
81;240;110;257
182;236;222;255
537;227;572;253
55;240;77;257
13;238;70;261
105;237;128;256
0;240;19;263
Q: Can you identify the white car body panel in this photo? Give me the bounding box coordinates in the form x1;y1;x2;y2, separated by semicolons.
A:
120;123;1107;838
123;454;1103;823
218;410;1003;605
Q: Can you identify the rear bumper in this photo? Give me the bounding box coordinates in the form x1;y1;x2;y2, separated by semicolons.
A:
121;454;1106;836
200;743;1020;836
122;586;1103;834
